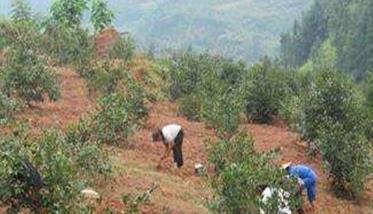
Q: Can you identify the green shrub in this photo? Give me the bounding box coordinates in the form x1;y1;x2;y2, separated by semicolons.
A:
93;93;144;145
208;132;256;172
317;121;372;198
0;92;18;125
0;123;112;213
244;61;290;123
2;24;60;105
109;35;136;63
65;119;112;177
0;129;79;213
178;93;201;121
208;133;301;213
301;69;355;141
84;60;127;95
279;95;302;131
122;74;148;120
169;52;217;100
42;23;94;65
200;88;242;137
169;52;244;136
50;0;87;28
299;68;372;198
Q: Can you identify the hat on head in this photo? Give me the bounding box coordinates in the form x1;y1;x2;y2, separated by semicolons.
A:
281;162;292;169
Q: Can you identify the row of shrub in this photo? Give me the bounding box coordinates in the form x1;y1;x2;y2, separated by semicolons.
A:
0;73;148;213
168;52;245;137
0;0;137;125
285;69;373;198
168;51;372;199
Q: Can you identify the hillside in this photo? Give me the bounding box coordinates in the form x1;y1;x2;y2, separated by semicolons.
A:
0;0;312;63
1;1;372;213
4;65;372;213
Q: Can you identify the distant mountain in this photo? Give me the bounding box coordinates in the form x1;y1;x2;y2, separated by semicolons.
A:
0;0;313;63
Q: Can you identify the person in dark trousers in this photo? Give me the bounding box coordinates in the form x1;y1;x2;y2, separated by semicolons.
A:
283;162;317;212
152;124;184;168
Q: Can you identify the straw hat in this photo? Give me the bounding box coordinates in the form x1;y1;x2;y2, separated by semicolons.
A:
281;162;292;169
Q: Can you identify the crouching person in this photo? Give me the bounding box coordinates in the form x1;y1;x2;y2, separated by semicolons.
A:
152;124;184;168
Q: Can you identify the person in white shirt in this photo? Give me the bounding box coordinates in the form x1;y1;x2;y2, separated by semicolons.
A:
152;124;184;168
259;185;292;214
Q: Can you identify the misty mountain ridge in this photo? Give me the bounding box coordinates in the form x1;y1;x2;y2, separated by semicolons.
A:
0;0;312;63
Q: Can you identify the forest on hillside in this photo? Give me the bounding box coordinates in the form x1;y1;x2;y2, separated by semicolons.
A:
0;0;372;213
281;0;373;80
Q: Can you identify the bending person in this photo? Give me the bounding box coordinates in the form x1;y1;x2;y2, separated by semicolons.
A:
152;124;184;168
283;162;317;211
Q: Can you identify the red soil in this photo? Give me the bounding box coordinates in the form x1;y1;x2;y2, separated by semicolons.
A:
15;68;95;134
5;69;372;214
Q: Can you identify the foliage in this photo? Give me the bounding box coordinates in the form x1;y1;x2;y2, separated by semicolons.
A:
317;121;372;198
65;119;112;177
178;93;201;121
199;84;242;137
84;60;127;95
50;0;87;28
168;52;215;100
0;92;18;125
109;36;136;63
11;0;32;22
208;133;301;213
93;92;146;145
90;0;114;33
0;123;111;213
298;68;373;198
2;22;60;105
300;69;355;141
243;60;290;123
42;23;95;65
281;0;373;80
170;52;244;136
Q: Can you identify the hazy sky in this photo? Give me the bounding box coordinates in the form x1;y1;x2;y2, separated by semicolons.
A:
0;1;53;16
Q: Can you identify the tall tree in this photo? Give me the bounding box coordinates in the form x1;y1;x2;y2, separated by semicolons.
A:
90;0;114;33
50;0;87;28
11;0;32;22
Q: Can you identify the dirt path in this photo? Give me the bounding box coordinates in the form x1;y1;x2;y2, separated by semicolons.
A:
16;68;94;133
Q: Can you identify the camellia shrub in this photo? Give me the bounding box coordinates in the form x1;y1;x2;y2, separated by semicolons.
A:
84;60;127;95
317;121;372;198
208;132;301;213
0;126;110;213
0;91;18;124
243;60;290;124
300;68;372;198
2;22;60;105
93;92;146;145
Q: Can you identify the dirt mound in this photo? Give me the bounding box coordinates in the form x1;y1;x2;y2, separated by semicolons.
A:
95;28;120;58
